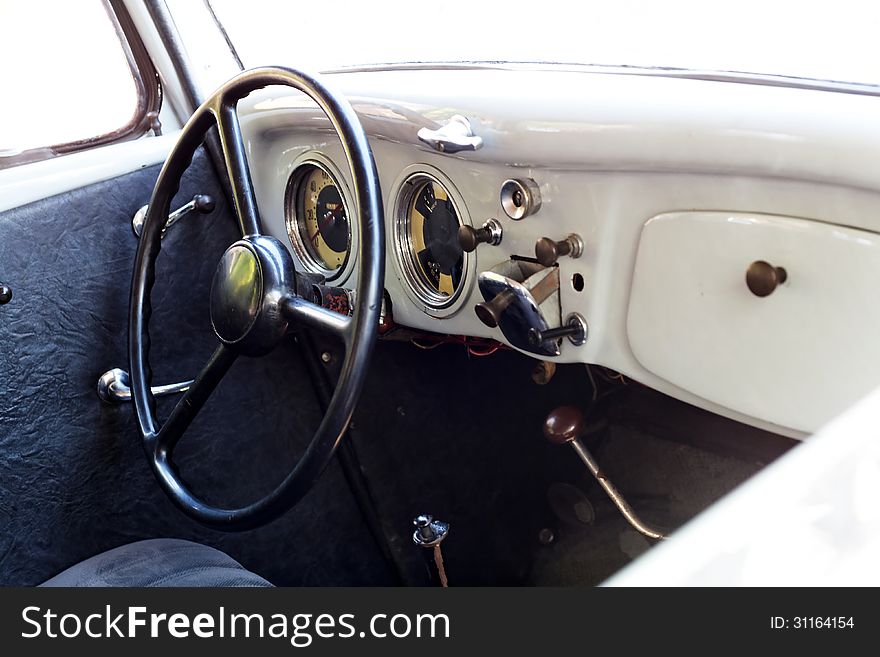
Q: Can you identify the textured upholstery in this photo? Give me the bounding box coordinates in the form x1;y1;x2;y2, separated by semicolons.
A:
40;539;272;587
0;149;391;587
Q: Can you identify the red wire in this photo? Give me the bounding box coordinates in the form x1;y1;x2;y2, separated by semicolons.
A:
467;344;502;357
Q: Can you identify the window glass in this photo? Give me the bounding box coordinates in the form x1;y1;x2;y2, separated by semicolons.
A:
0;0;145;160
211;0;880;88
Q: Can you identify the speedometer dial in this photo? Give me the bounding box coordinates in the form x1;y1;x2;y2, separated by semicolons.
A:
409;180;463;297
395;172;468;312
285;162;351;277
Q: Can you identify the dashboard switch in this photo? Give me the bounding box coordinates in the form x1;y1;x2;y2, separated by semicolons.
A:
458;218;503;252
500;178;541;220
528;313;588;348
535;233;583;267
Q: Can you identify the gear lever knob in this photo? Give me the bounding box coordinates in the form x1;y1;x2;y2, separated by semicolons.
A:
542;405;667;540
543;405;586;445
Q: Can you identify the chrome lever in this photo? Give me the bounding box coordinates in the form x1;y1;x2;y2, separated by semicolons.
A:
132;194;215;239
544;406;668;541
97;368;193;404
417;115;483;153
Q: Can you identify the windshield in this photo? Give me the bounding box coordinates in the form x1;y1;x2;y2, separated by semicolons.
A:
209;0;880;88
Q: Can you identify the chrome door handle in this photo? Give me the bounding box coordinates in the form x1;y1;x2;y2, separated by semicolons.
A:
97;368;193;404
132;193;215;239
417;115;483;153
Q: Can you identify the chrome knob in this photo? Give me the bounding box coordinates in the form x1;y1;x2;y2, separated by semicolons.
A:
0;282;12;305
412;514;449;546
500;178;542;220
535;234;583;267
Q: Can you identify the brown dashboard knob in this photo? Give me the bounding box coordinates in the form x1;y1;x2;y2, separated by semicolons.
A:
458;219;502;252
543;406;586;445
535;234;584;267
474;289;515;328
746;260;787;297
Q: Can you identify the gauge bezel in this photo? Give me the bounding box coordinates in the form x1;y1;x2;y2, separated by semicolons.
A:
392;166;474;317
284;156;356;282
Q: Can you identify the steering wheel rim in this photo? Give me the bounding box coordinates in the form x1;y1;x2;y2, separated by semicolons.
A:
129;67;385;531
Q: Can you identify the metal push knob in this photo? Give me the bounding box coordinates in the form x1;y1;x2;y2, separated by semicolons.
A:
0;282;12;305
500;178;542;220
458;218;503;252
544;405;666;540
535;234;583;267
745;260;787;297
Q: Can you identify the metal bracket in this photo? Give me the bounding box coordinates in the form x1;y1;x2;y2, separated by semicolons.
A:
417;115;483;154
132;193;215;239
97;368;193;404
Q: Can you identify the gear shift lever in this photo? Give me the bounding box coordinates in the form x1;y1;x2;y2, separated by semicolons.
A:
544;406;666;540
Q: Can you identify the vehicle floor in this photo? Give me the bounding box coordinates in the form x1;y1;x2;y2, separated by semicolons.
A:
347;341;796;586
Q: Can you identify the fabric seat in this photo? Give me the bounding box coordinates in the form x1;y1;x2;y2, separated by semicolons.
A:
40;538;272;587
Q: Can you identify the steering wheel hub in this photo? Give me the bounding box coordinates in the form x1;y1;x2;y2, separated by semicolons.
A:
209;237;295;357
210;244;262;343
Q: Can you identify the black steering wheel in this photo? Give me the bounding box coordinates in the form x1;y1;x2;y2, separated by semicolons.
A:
129;67;384;530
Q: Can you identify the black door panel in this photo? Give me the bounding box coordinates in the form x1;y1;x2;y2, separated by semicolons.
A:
0;150;391;585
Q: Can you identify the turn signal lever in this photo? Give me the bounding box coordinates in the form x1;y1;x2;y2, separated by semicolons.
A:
543;406;666;540
132;193;215;239
96;368;193;404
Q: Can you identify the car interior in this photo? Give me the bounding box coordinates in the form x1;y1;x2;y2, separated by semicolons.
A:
1;0;878;587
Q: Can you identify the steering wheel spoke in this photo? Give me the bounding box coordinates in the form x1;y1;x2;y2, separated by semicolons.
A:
155;343;238;453
281;294;352;345
213;100;262;237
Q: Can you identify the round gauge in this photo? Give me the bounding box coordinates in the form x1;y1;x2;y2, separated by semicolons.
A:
395;173;466;309
284;162;351;277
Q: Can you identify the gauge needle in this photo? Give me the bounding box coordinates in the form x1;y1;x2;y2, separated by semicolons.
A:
320;205;344;231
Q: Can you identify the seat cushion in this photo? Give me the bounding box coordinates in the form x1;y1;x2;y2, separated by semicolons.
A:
40;538;272;587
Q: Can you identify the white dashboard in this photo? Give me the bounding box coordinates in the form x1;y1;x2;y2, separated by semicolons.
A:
236;66;880;439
